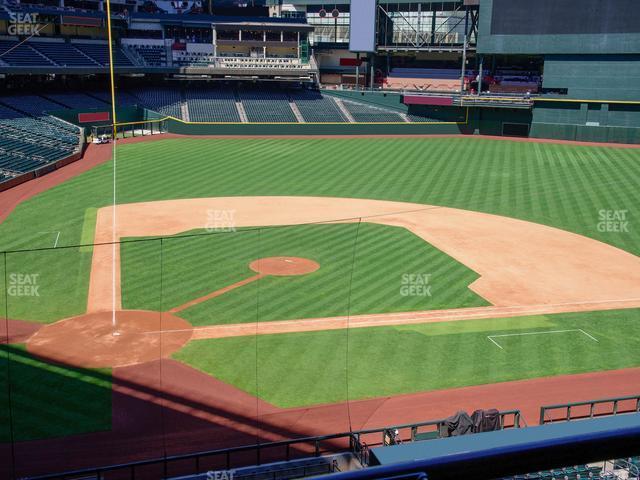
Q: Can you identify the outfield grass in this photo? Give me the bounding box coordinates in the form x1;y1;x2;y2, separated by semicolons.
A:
173;308;640;408
0;345;111;442
120;223;488;325
0;138;638;323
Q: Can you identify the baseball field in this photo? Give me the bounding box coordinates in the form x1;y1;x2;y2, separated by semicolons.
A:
1;135;640;474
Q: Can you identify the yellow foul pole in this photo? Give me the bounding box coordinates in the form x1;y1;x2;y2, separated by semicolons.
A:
105;0;118;137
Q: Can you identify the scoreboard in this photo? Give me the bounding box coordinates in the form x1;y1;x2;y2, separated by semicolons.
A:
491;0;639;36
478;0;640;54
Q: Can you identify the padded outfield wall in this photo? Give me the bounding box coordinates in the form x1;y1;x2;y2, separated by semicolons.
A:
162;110;640;144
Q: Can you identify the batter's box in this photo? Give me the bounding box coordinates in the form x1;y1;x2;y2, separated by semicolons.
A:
487;328;599;350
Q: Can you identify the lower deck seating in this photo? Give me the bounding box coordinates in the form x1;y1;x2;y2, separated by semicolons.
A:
185;87;240;122
0;100;81;179
238;89;296;122
501;464;608;480
45;93;110;110
90;90;140;107
0;170;16;181
130;87;182;118
342;100;404;122
289;89;346;122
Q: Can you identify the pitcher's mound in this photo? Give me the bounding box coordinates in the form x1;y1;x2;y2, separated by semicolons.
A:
26;310;192;368
249;256;320;276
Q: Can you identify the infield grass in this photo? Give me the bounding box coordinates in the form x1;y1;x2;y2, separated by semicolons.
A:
120;223;488;325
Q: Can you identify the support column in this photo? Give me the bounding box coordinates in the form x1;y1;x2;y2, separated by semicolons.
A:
460;6;469;94
478;55;483;95
355;53;360;91
431;10;436;45
370;56;374;90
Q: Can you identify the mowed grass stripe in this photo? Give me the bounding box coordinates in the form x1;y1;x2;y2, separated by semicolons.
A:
2;137;640;323
137;223;486;326
173;308;640;408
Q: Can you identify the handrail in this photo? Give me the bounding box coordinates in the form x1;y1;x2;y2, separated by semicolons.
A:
540;394;640;425
26;410;521;480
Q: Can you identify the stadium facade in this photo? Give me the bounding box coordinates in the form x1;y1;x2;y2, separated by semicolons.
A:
0;0;637;143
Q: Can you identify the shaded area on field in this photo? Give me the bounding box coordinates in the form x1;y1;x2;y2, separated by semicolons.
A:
0;345;111;442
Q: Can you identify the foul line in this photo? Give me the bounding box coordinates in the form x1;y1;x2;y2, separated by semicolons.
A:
487;329;599;350
38;231;61;248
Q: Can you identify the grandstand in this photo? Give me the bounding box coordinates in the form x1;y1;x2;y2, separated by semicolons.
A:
238;88;298;123
129;86;183;119
185;86;241;122
341;100;406;123
0;39;56;67
0;100;82;181
289;89;347;122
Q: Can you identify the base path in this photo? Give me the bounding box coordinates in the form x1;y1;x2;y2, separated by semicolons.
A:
191;298;640;340
170;257;319;314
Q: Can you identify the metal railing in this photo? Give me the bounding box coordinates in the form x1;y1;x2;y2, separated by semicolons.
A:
540;394;640;425
26;410;521;480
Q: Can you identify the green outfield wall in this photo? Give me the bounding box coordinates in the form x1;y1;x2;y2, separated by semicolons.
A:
161;105;640;144
542;55;640;101
531;101;640;144
165;118;473;136
50;106;145;128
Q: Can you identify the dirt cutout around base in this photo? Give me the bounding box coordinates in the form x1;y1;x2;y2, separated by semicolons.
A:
26;310;193;368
